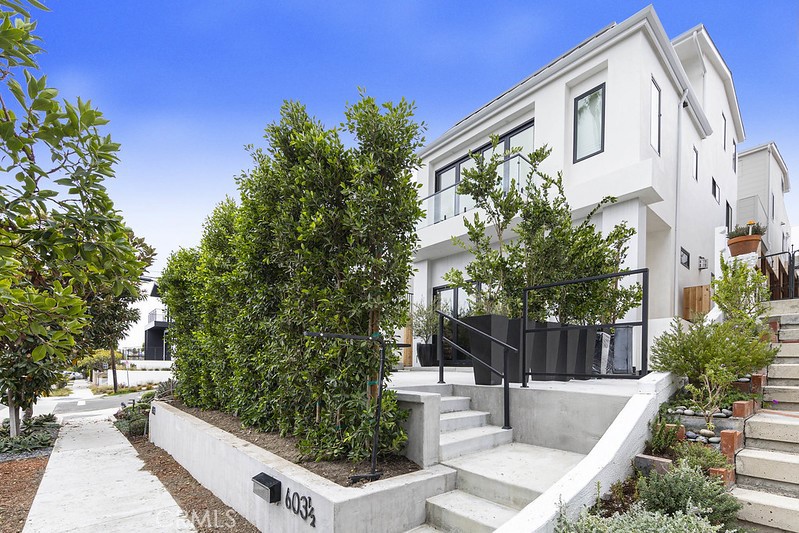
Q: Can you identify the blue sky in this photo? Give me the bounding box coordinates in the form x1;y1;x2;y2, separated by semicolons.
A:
32;1;799;274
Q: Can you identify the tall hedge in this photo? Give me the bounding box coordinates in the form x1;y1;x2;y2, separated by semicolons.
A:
160;94;425;460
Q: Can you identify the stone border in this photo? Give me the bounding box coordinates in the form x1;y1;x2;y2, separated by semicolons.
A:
149;401;455;532
495;371;680;532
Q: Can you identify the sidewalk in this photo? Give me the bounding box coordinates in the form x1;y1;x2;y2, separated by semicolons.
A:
24;415;195;532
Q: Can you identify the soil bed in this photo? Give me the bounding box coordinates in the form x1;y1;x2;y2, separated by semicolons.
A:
0;456;49;533
171;400;420;486
128;436;258;532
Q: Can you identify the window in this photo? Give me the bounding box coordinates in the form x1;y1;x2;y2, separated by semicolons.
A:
650;78;661;154
732;140;737;172
711;178;720;203
722;113;727;151
573;83;605;162
772;192;776;220
692;147;699;181
680;248;690;269
430;121;534;225
726;202;733;233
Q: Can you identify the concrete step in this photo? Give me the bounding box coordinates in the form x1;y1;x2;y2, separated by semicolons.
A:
764;386;799;411
426;490;517;533
769;300;799;317
775;343;799;357
770;364;799;380
779;329;799;342
733;487;799;532
769;378;799;387
439;426;513;462
779;315;799;326
439;410;490;433
736;448;799;497
442;443;585;510
440;396;471;414
775;354;799;365
746;412;799;454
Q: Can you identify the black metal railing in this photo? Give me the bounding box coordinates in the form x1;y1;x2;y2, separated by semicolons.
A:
148;308;168;323
758;250;799;300
436;310;513;429
520;268;649;386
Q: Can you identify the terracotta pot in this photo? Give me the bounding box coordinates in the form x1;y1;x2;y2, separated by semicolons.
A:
727;234;762;256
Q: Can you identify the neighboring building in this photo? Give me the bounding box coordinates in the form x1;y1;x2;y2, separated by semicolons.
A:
410;6;779;367
737;142;792;297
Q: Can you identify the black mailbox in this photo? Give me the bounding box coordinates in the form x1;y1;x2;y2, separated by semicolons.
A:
252;472;281;504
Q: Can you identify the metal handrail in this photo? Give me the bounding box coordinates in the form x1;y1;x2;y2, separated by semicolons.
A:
520;267;649;386
436;310;514;429
758;249;798;300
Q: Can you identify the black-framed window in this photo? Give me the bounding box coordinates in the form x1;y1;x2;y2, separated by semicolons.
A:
722;112;727;151
711;178;720;203
573;83;605;162
431;120;534;224
726;201;733;233
432;284;473;366
650;78;661;154
732;140;737;172
680;247;690;269
692;146;699;181
772;192;775;220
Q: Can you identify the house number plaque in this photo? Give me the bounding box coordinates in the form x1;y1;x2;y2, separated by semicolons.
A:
285;487;316;527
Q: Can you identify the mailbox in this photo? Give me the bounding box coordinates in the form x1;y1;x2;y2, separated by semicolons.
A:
252;472;281;504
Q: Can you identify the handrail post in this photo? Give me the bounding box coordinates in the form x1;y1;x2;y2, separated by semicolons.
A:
502;349;511;430
438;312;445;384
521;290;528;388
640;268;649;375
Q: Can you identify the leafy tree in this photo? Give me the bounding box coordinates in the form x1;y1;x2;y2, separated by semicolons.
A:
0;1;149;436
712;255;769;328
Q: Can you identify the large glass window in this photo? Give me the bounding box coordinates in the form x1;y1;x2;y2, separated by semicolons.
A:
650;78;661;154
432;285;473;366
573;83;605;162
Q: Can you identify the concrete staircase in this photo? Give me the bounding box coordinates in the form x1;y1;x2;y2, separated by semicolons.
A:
733;301;799;531
407;391;585;532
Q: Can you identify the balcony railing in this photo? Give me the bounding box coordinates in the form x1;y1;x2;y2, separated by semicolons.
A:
148;309;167;323
419;153;533;228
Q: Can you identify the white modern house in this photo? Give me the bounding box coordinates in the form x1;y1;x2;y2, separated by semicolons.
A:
410;6;782;367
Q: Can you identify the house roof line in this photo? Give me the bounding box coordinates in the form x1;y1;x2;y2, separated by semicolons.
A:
419;5;712;159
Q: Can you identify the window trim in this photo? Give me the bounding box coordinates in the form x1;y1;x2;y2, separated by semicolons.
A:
722;112;727;151
711;177;720;204
732;140;737;172
726;201;733;233
650;77;661;155
692;146;699;181
573;83;606;163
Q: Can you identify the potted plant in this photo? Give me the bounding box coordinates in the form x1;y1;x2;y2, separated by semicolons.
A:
444;135;524;385
412;299;442;366
727;221;765;257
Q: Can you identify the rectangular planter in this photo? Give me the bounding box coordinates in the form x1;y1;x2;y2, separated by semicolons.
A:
462;314;510;386
149;402;455;533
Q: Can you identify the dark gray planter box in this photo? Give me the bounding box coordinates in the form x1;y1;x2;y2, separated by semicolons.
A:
462;315;509;386
416;343;437;367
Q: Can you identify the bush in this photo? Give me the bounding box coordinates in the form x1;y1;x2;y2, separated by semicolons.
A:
673;442;730;474
556;503;723;533
637;463;740;527
140;391;156;402
727;222;765;239
646;418;679;456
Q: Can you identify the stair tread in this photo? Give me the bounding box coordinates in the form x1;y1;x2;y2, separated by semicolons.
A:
427;490;518;529
733;487;799;531
440;409;490;421
405;525;444;533
441;395;471;402
439;425;511;446
738;447;799;463
443;443;585;497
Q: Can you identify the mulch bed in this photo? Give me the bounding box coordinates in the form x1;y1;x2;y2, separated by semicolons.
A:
128;436;258;532
172;400;420;486
0;456;49;533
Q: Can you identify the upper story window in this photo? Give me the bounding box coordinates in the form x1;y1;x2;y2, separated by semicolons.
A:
692;146;699;181
732;140;737;172
426;121;534;227
771;192;776;220
573;83;605;162
711;178;720;204
650;78;661;154
726;202;733;233
722;112;727;151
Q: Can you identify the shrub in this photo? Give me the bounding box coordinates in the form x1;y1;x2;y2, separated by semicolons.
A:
140;391;156;402
556;503;723;533
674;442;730;474
646;417;679;456
727;222;766;239
155;379;176;400
637;463;741;527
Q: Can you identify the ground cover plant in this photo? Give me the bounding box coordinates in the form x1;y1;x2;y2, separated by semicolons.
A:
160;93;425;461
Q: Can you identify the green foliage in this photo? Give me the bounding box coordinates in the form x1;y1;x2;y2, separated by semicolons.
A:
161;92;424;461
444;135;524;316
0;1;151;435
727;222;766;238
518;146;641;324
712;256;770;326
155;378;176;400
113;402;150;437
140;390;156;402
74;350;113;378
556;503;724;533
637;463;741;527
0;430;53;453
647;417;678;456
674;442;730;474
652;318;776;428
412;299;444;343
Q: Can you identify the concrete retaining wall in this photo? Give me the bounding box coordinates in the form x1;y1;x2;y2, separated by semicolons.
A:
396;390;440;468
495;371;679;532
122;359;173;370
95;370;172;387
149;402;455;532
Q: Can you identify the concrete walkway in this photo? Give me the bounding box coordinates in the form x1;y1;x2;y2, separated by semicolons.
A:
24;415;195;532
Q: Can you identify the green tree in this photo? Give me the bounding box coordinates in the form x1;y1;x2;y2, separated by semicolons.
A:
0;1;149;436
